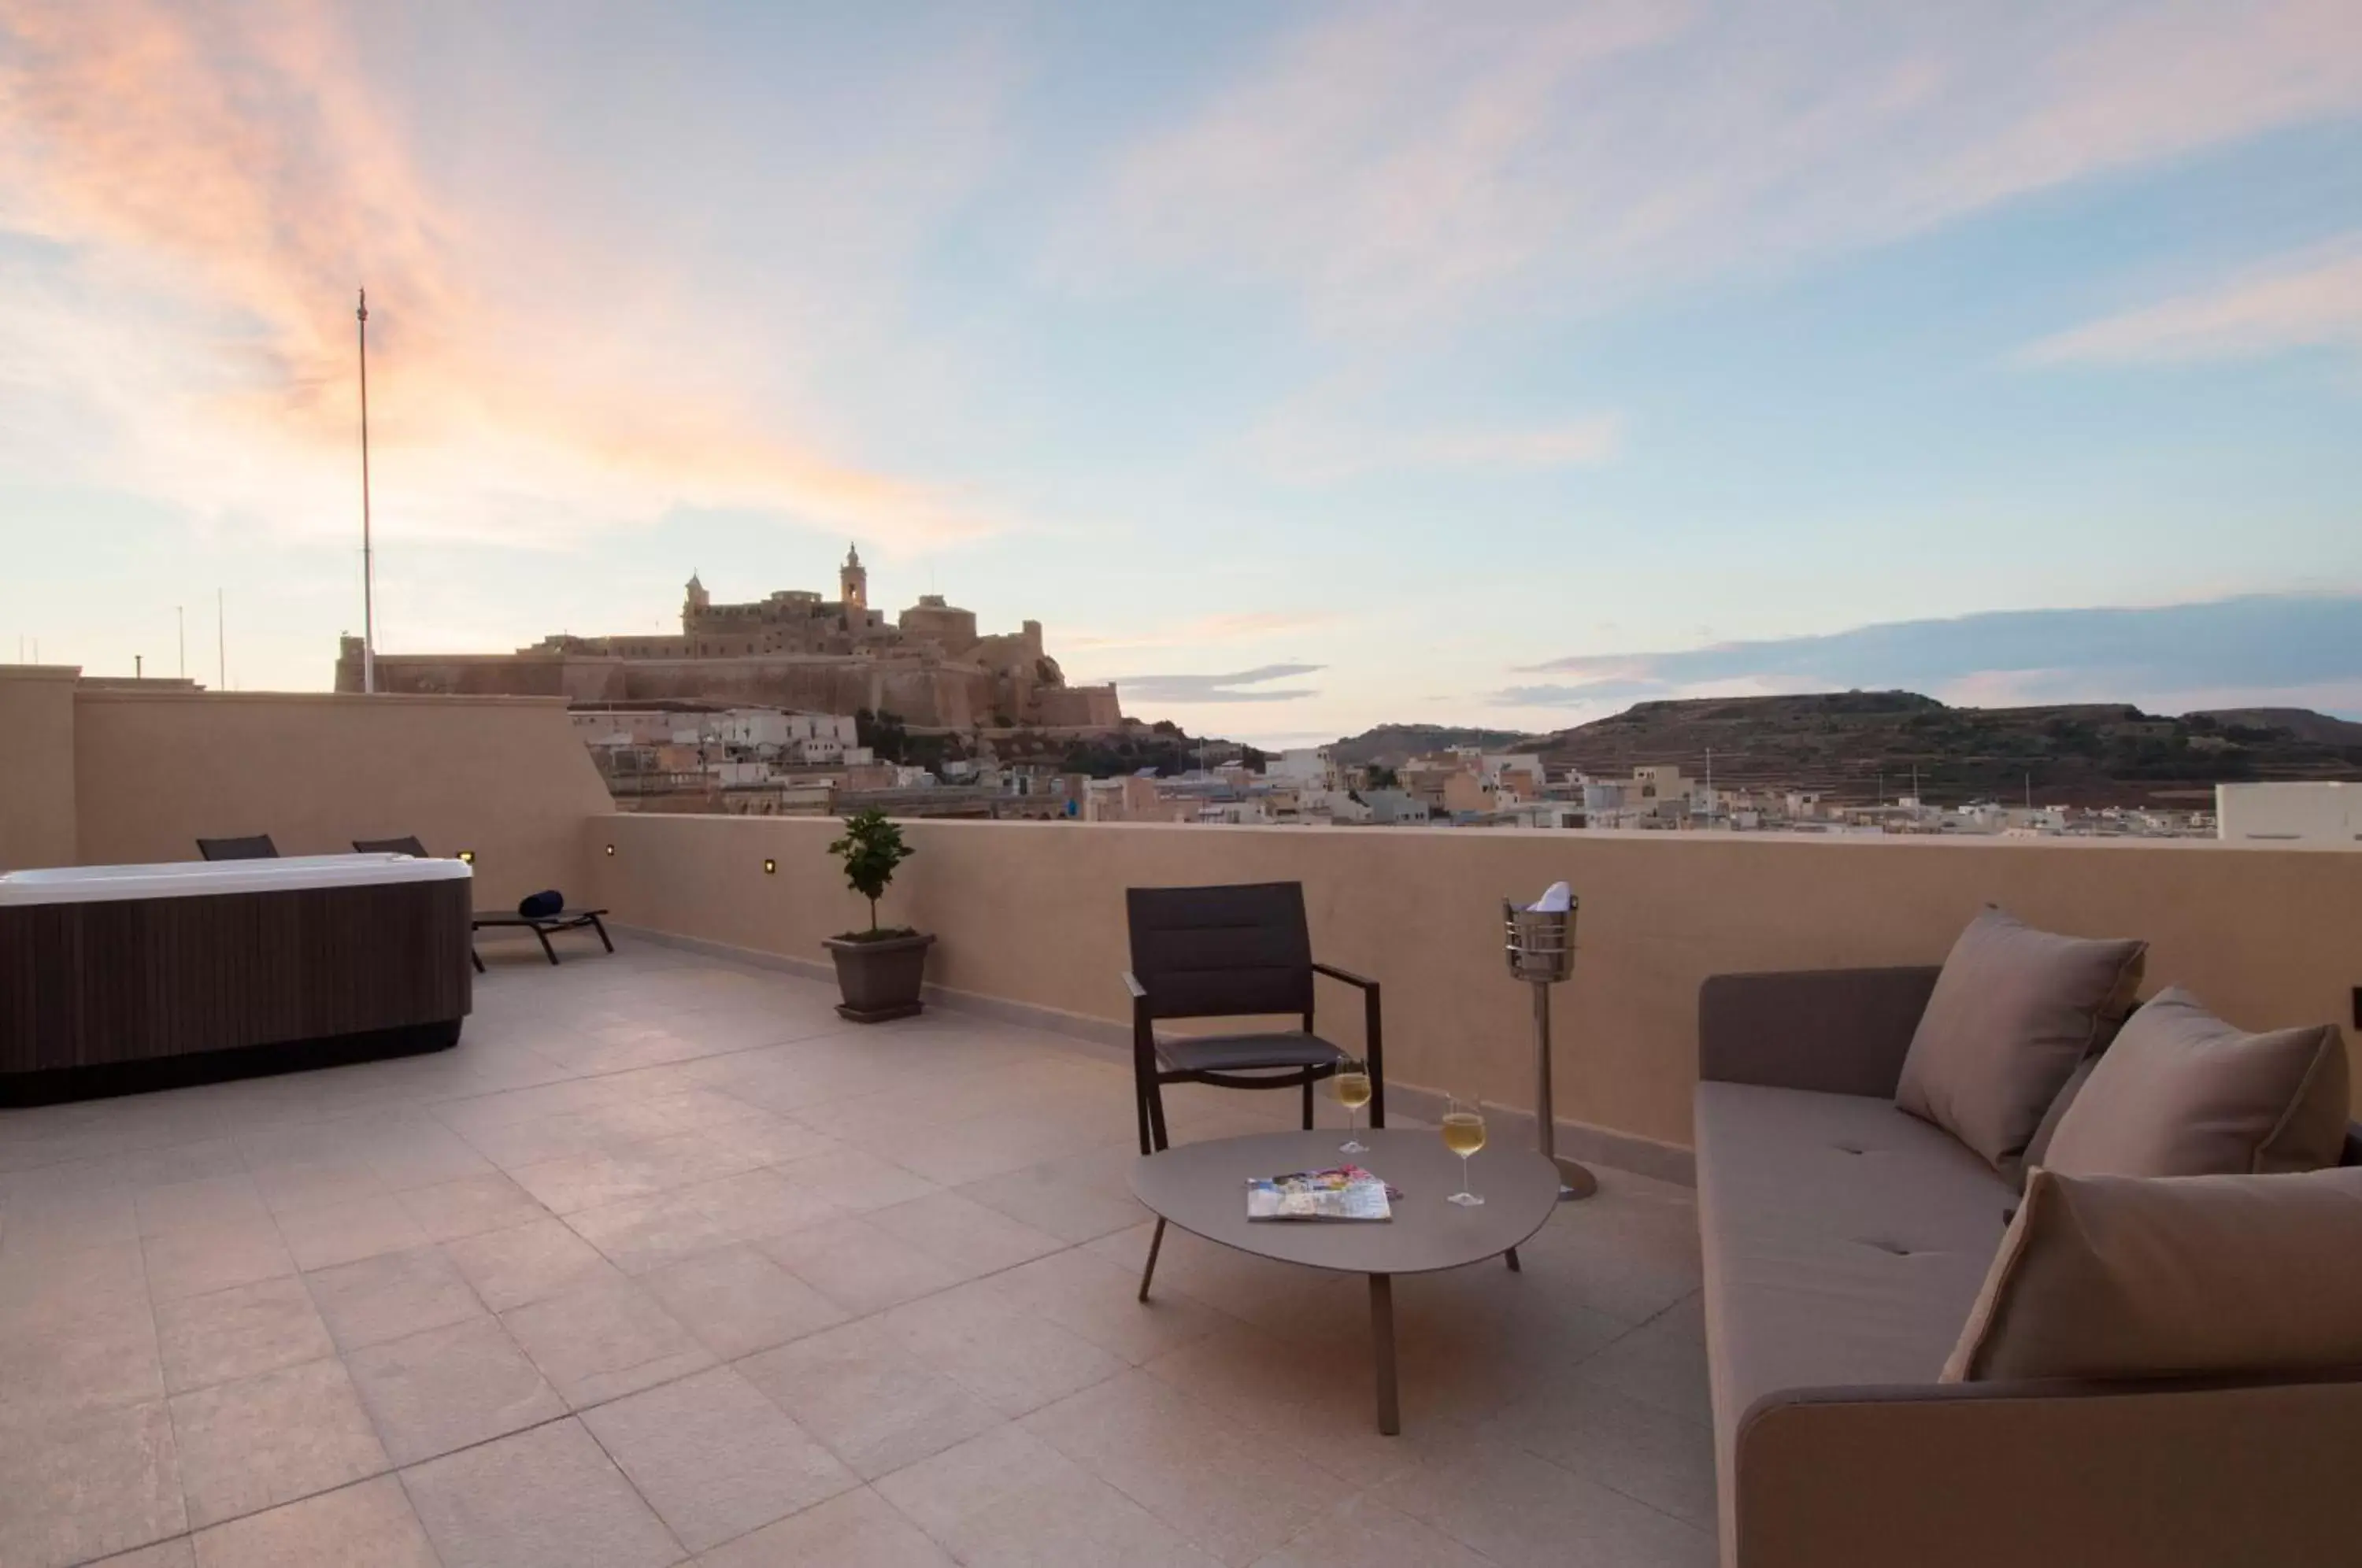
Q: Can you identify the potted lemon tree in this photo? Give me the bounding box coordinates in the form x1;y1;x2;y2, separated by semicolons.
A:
822;809;934;1022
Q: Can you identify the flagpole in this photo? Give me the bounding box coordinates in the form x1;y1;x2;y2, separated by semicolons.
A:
358;287;376;694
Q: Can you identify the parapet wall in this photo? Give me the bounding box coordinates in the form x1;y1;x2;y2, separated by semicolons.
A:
589;815;2362;1160
0;669;612;908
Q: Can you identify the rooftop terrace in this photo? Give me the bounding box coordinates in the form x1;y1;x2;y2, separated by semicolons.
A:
1;945;1709;1567
3;671;2357;1566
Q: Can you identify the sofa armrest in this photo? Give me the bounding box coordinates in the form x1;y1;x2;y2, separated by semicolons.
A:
1732;1374;2362;1568
1697;967;1941;1098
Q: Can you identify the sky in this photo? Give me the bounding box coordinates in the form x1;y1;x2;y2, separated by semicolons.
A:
2;0;2360;746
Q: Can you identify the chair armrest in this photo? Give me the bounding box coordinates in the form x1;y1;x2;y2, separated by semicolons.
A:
1310;961;1376;990
1733;1374;2362;1568
1121;970;1149;1002
1310;961;1384;1126
1697;967;1939;1097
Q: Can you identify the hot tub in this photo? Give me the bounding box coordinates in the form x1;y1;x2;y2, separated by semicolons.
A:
0;853;474;1104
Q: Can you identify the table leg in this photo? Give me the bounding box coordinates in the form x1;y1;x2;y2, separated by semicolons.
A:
1138;1217;1165;1303
1505;1246;1521;1272
1369;1273;1398;1436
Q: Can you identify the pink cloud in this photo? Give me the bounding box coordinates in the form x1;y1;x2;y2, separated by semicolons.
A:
2020;237;2362;365
0;0;1013;549
1050;0;2362;331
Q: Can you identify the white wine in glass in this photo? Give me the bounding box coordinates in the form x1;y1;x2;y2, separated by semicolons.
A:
1442;1097;1486;1206
1334;1062;1372;1154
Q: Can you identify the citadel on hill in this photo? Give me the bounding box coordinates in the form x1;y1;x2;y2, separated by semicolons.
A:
335;545;1123;730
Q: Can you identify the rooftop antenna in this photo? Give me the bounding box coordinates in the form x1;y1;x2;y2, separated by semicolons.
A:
357;287;376;694
216;588;225;690
177;605;185;678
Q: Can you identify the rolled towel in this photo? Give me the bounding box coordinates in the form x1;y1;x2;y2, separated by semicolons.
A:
517;889;564;919
1527;881;1572;913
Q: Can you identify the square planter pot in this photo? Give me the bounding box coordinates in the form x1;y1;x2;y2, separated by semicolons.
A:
823;931;935;1023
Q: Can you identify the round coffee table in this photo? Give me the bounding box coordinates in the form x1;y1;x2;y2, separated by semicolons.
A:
1130;1127;1560;1434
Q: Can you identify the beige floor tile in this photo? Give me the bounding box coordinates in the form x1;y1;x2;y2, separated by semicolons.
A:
276;1194;432;1272
305;1245;487;1352
699;1110;837;1165
1137;1323;1487;1492
581;1365;857;1551
1385;1437;1715;1568
359;1126;498;1191
0;1237;148;1330
1020;1370;1340;1566
986;1244;1237;1364
168;1356;389;1528
0;1397;186;1568
501;1275;714;1407
143;1218;296;1303
254;1156;393;1217
864;1190;1064;1281
156;1275;334;1396
190;1474;437;1567
395;1172;548;1242
698;1486;953;1567
87;1537;195;1566
443;1216;621;1310
737;1318;1003;1480
766;1145;942;1213
1572;1314;1715;1426
1484;1377;1718;1527
881;1279;1128;1417
641;1242;849;1359
756;1216;966;1315
508;1133;760;1215
683;1165;846;1244
564;1187;738;1274
346;1315;568;1464
876;1423;1219;1566
0;1299;165;1417
1248;1493;1492;1567
1;1185;140;1259
135;1175;270;1240
957;1145;1152;1244
403;1418;683;1568
1085;1222;1361;1340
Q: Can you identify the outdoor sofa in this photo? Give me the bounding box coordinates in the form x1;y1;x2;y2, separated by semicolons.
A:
1694;954;2362;1568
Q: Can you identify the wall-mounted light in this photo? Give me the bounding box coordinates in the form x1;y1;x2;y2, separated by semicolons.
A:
456;849;476;865
762;857;778;875
605;844;616;857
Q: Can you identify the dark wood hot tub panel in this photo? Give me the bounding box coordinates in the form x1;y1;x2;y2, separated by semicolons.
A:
0;879;471;1087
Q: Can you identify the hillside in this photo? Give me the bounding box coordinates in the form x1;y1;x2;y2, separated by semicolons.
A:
1330;723;1534;768
1505;692;2362;807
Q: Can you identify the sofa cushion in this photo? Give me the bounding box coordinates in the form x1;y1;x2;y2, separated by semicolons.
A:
1894;908;2146;1171
2042;988;2349;1178
1696;1083;2011;1484
1942;1165;2362;1383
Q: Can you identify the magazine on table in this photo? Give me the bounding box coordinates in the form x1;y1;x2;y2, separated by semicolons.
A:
1246;1165;1394;1222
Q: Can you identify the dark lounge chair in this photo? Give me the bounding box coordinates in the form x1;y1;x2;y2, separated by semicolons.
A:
354;837;487;974
195;834;279;860
1124;881;1384;1156
470;907;614;967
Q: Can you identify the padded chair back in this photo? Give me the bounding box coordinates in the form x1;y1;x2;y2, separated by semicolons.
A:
1127;882;1314;1021
353;836;431;858
196;834;279;861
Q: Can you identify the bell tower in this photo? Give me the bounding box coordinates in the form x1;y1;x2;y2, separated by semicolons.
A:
839;544;868;616
683;571;709;632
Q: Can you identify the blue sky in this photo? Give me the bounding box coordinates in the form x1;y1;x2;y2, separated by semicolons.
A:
2;0;2359;743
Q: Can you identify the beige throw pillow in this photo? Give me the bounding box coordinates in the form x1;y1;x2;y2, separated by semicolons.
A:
1943;1166;2362;1383
2042;988;2349;1178
1894;908;2147;1170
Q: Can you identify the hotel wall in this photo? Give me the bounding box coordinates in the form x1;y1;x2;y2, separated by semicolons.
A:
591;815;2362;1163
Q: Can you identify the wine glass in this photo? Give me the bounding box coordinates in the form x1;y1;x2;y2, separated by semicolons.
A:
1333;1059;1372;1154
1441;1096;1486;1206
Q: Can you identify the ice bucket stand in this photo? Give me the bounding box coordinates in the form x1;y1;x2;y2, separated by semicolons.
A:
1504;899;1597;1201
